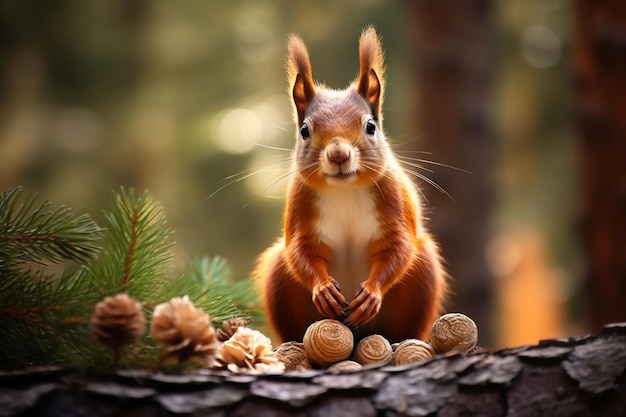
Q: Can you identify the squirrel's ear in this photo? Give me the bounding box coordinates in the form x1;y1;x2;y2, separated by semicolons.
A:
357;27;385;121
287;35;316;125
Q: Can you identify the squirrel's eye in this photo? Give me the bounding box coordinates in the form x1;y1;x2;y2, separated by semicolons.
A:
300;123;310;140
365;119;376;135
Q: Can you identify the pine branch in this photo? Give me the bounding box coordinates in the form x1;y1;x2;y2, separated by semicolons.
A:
0;187;265;370
0;188;102;266
171;256;262;326
79;188;174;299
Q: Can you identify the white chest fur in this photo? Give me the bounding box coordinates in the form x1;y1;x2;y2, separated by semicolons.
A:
315;188;381;300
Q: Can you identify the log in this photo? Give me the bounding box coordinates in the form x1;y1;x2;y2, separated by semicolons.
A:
2;323;625;417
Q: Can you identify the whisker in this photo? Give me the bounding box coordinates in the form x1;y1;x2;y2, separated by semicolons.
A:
240;158;319;208
403;169;455;202
396;158;434;174
207;158;294;200
258;159;318;197
386;133;429;148
299;164;323;193
395;155;471;174
248;142;293;152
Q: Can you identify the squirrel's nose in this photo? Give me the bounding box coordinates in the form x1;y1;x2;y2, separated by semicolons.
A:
327;143;351;165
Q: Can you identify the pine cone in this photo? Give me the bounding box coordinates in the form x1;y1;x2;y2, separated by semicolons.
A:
219;327;284;374
150;296;218;366
91;293;146;350
217;317;248;342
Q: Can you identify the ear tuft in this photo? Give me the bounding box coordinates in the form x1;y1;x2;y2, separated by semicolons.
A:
357;27;386;121
287;35;316;124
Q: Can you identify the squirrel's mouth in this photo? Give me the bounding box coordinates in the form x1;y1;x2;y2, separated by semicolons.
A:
324;169;359;182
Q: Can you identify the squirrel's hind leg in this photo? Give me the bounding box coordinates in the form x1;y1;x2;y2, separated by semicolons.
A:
256;243;323;343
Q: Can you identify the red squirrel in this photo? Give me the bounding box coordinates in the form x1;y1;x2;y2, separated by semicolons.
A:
255;27;448;344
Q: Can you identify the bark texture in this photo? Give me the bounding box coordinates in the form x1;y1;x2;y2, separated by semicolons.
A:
2;323;625;417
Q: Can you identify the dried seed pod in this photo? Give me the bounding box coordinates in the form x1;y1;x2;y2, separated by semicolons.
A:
217;317;248;342
273;342;307;371
150;296;218;366
393;339;435;366
327;360;363;373
354;334;393;365
219;327;285;374
91;293;145;350
303;319;353;367
430;313;478;353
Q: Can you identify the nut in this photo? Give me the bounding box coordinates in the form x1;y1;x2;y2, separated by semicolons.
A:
273;341;307;371
354;334;393;365
430;313;478;353
326;360;363;373
393;339;435;366
303;319;353;367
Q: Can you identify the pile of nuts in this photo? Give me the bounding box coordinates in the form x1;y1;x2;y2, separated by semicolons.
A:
274;313;479;372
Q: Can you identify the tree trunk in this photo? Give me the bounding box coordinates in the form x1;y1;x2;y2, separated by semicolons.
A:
2;323;625;416
407;0;496;344
574;0;626;331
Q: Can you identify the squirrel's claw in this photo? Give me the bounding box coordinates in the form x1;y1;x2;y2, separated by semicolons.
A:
312;279;347;320
345;284;382;328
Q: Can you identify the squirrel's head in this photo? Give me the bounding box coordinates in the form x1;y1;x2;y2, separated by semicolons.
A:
286;27;390;189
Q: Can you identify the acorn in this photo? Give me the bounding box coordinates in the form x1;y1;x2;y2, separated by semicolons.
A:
354;334;393;365
327;360;363;373
303;319;353;367
273;341;307;371
430;313;478;353
392;339;435;366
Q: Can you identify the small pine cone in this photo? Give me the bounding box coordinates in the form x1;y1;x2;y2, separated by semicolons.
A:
217;317;248;342
91;293;146;350
150;296;218;366
219;327;285;374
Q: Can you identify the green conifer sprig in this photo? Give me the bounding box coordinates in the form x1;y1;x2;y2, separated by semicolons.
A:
0;187;102;267
78;189;174;300
174;256;262;325
0;188;103;369
0;187;262;370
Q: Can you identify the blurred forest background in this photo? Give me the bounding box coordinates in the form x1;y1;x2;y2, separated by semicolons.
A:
1;0;620;350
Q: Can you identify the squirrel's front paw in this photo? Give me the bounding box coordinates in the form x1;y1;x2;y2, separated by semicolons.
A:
312;279;347;320
345;284;382;328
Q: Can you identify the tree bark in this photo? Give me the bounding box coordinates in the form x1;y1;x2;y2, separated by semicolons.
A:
574;0;626;331
2;323;625;417
407;0;496;345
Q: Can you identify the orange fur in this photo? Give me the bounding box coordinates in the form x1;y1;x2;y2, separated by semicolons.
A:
255;27;447;344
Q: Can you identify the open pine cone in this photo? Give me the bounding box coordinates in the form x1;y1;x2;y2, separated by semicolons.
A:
91;293;146;350
219;327;284;374
217;317;248;342
150;296;218;366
